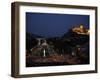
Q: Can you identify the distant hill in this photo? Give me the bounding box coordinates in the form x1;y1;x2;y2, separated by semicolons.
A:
26;32;44;39
62;25;89;45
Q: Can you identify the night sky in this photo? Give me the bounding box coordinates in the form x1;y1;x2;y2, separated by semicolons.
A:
26;12;89;37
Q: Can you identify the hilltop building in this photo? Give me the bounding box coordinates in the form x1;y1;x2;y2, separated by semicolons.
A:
72;25;89;35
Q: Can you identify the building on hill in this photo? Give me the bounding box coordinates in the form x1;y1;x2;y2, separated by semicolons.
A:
72;25;89;35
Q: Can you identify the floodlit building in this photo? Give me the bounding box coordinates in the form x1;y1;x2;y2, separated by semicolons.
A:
72;25;89;35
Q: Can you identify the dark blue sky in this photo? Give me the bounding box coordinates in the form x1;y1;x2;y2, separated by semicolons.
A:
26;12;89;37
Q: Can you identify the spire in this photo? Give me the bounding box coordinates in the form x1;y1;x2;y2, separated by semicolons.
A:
80;24;84;29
